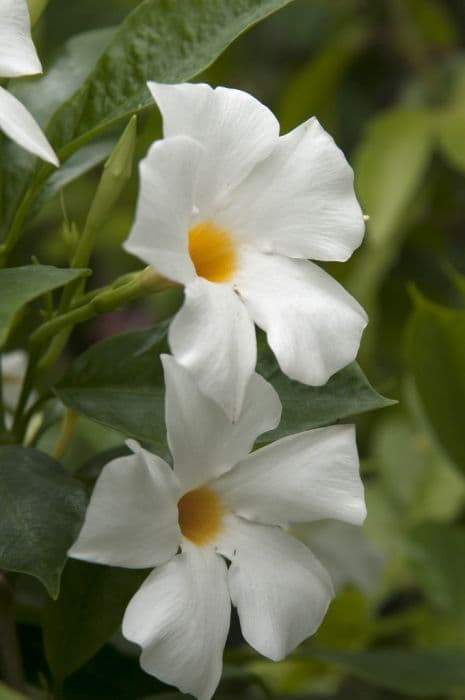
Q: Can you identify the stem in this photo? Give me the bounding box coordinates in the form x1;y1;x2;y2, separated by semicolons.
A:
0;572;24;692
31;268;172;351
52;408;77;461
0;167;52;267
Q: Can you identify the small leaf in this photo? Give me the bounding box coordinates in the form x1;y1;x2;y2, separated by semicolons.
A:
256;345;394;443
0;265;89;348
55;325;168;450
405;291;465;475
0;446;86;598
312;648;465;696
44;559;148;683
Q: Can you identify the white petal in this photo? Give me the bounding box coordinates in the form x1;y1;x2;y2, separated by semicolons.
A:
147;82;279;216
219;117;364;260
124;135;202;285
0;0;42;77
69;444;181;568
216;516;333;661
235;249;367;386
162;355;281;491
213;424;366;526
123;542;230;700
169;278;256;422
296;520;384;593
0;86;58;165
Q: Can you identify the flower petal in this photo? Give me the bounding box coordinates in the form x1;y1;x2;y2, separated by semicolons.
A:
213;424;366;526
215;516;333;661
69;443;181;568
0;86;58;165
295;520;383;593
124;135;202;285
162;355;281;491
147;82;279;216
219;117;364;260
235;249;367;386
123;542;230;700
0;0;42;77
169;277;256;421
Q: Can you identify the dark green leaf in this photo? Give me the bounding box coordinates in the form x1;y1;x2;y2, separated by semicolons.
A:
405;291;465;475
256;347;394;443
313;648;465;696
55;325;168;450
46;0;296;157
0;446;86;598
44;559;148;683
0;265;89;348
438;109;465;174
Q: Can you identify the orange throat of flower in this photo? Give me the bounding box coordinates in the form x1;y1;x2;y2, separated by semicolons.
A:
188;221;237;283
178;487;224;546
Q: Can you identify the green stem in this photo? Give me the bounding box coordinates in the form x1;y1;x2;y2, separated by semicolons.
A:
31;267;173;358
0;167;52;267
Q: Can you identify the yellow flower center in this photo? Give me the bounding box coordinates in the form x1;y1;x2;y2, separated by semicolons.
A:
188;221;237;283
178;487;224;546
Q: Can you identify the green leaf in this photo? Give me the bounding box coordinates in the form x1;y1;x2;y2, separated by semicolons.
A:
44;559;148;683
438;109;465;173
407;523;465;626
55;325;168;450
405;291;465;475
348;108;434;308
256;346;394;444
30;137;117;218
0;265;89;348
312;648;465;696
0;446;86;598
373;411;465;524
46;0;296;157
0;684;28;700
279;25;365;133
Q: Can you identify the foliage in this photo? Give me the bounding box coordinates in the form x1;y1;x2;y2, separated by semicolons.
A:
1;0;465;699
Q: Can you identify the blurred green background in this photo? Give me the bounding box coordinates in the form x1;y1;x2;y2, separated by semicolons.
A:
10;1;465;699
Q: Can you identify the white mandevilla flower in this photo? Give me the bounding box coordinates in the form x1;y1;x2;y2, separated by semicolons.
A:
124;82;368;421
69;356;366;700
0;0;58;165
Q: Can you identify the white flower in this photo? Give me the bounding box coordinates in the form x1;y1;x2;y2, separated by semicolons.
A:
69;356;366;700
0;0;58;165
124;82;367;420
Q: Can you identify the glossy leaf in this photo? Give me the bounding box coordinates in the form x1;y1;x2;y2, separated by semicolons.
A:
44;559;148;683
256;345;395;444
45;0;296;156
0;446;86;598
313;648;465;696
0;265;89;348
55;325;168;449
405;291;465;475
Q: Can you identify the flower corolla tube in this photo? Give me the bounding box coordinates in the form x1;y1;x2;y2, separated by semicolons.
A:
0;0;58;164
124;82;367;420
69;356;366;700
